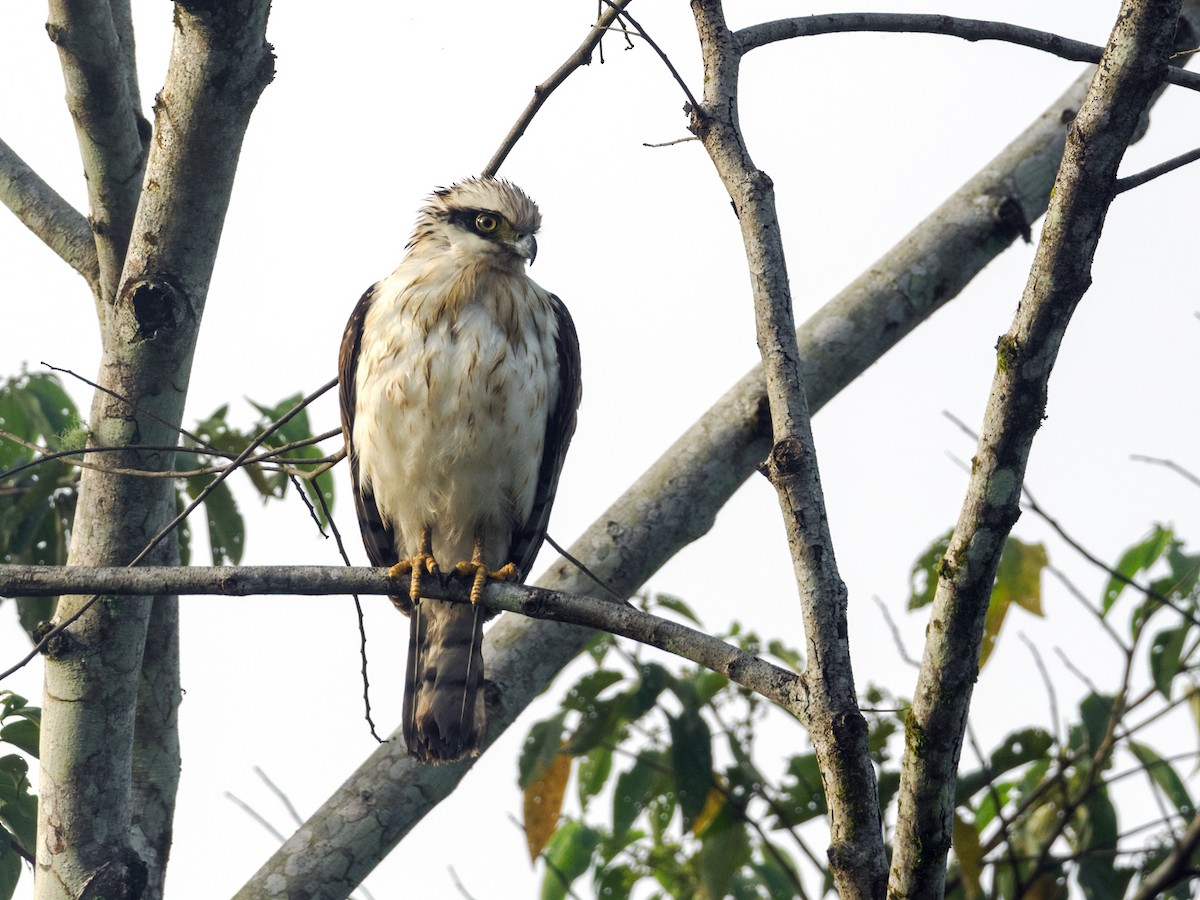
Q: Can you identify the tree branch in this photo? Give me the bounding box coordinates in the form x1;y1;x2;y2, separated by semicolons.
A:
45;0;146;306
0;564;802;712
736;12;1200;93
689;0;885;896
0;137;99;288
482;0;635;177
889;2;1185;897
234;16;1200;893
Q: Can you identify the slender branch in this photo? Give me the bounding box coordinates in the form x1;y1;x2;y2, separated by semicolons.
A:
0;563;803;712
1116;145;1200;192
689;1;885;896
0;137;99;288
605;1;699;112
1131;453;1200;488
482;0;635;177
736;13;1200;93
45;0;146;304
890;2;1185;896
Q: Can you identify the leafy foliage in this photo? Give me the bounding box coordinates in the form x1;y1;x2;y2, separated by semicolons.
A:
0;374;336;638
0;692;39;900
525;523;1200;899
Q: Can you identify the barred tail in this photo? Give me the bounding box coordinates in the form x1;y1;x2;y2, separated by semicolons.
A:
403;598;486;762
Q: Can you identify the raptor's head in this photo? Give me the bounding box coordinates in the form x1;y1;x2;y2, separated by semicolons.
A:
410;176;542;267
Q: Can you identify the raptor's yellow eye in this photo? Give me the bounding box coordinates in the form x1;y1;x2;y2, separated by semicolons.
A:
475;213;499;234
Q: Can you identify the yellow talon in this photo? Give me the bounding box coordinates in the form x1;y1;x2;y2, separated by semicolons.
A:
455;530;518;603
389;527;440;603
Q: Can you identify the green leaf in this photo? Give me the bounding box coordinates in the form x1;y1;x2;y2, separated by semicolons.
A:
0;754;36;856
625;663;674;723
693;670;728;706
564;695;626;757
612;751;663;839
980;538;1048;668
909;528;953;609
773;753;827;826
1079;693;1115;759
1104;525;1173;616
1149;625;1187;699
668;713;713;832
563;670;624;712
0;841;21;900
540;820;601;900
696;802;751;900
994;537;1048;615
520;712;566;789
1128;741;1195;819
957;728;1053;803
0;722;37;760
577;744;613;811
186;476;244;565
653;593;702;625
593;863;639;899
766;639;804;672
751;848;802;900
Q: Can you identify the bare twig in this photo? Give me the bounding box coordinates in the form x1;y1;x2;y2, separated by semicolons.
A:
1130;454;1200;488
1116;145;1200;191
482;0;636;177
736;13;1200;93
605;1;699;111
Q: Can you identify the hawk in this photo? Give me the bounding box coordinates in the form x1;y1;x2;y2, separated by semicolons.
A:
338;177;581;763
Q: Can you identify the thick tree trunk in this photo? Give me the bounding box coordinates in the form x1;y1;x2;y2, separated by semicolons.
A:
35;3;274;897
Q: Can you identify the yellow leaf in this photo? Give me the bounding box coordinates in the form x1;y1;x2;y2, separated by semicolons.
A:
994;537;1048;616
691;786;726;836
524;751;572;862
952;812;983;900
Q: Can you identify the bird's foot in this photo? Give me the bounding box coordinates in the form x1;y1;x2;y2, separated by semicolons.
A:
454;559;519;604
389;549;440;603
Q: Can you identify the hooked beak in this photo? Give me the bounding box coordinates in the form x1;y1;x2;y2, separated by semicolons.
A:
513;233;537;265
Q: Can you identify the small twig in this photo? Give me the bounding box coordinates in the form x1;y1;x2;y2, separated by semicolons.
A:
642;136;699;148
225;791;287;843
253;767;304;827
545;533;623;601
310;465;384;743
1115;146;1200;193
1017;632;1061;744
44;362;211;449
448;867;478;900
1130;454;1200;489
483;0;636;177
605;1;700;112
872;595;919;667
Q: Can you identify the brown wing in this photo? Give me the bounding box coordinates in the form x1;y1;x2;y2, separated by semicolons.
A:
338;283;397;569
509;293;582;579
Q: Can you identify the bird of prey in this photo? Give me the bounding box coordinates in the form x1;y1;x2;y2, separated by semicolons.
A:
338;177;581;763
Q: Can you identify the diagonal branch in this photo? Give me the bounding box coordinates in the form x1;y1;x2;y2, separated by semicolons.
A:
45;0;147;307
0;137;99;288
483;0;636;177
688;0;885;896
235;12;1200;892
736;12;1200;93
889;1;1186;896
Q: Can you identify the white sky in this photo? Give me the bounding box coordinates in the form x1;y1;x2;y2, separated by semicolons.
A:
2;1;1198;897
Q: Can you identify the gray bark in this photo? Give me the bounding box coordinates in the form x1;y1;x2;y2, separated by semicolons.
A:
888;0;1185;896
34;2;275;898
